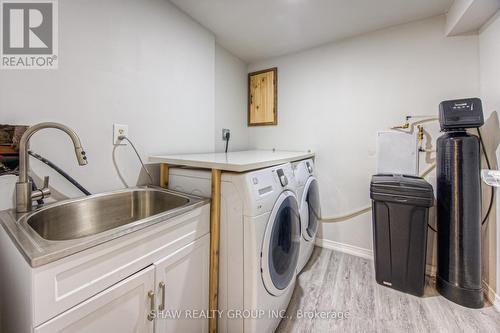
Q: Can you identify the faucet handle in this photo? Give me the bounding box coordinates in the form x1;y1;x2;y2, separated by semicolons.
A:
40;176;51;199
31;176;51;202
43;176;50;189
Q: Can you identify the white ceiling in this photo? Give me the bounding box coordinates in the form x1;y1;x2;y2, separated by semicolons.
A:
170;0;454;63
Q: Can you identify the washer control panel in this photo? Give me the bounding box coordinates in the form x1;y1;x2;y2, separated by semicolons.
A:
276;169;288;187
306;161;313;174
246;163;294;198
243;163;296;215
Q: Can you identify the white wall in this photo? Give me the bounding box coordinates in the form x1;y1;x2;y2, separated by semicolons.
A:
0;0;217;206
446;0;500;36
248;16;480;251
479;10;500;301
214;44;249;152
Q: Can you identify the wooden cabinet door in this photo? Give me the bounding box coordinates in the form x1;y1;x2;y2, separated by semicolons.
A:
248;68;277;125
154;234;210;333
35;266;155;333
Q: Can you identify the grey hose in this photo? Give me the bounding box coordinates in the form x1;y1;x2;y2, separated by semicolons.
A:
118;135;154;186
28;150;91;195
320;163;437;223
321;117;439;223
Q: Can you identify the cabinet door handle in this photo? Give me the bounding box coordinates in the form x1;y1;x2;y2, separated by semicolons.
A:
159;281;166;311
147;290;155;321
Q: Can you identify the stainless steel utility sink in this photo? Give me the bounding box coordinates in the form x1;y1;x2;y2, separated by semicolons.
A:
0;187;209;267
27;189;190;241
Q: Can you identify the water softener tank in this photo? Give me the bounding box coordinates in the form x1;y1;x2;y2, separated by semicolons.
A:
436;98;484;308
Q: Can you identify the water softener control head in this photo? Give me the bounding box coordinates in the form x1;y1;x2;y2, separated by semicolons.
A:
439;98;484;131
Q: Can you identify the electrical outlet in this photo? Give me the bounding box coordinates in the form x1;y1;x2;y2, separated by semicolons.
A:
113;124;128;145
222;128;230;141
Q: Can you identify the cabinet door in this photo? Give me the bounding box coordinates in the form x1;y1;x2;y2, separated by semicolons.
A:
248;68;277;126
35;266;155;333
154;234;210;333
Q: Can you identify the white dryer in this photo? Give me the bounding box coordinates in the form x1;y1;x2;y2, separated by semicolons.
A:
292;159;320;273
168;163;300;333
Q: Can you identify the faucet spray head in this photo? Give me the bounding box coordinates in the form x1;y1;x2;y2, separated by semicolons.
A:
75;147;88;165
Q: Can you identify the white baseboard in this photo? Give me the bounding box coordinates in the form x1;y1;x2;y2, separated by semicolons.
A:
315;238;373;260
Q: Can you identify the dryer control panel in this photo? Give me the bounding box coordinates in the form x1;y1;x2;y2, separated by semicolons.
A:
292;159;315;188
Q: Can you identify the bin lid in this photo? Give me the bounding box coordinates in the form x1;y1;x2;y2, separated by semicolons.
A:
370;174;434;207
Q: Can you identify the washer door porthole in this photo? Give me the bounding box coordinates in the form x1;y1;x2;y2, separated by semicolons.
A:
261;191;300;296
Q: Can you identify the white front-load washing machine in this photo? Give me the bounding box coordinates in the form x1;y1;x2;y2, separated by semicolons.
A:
292;159;320;273
168;163;300;333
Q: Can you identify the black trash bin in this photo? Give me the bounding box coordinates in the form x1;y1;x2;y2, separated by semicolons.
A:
370;174;434;296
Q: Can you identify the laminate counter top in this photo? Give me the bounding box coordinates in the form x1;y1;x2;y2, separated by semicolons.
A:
149;149;314;172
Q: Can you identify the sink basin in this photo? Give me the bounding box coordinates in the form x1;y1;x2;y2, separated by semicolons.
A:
27;188;190;241
0;186;209;267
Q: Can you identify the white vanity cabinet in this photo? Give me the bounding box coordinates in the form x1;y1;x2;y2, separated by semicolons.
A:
33;234;210;333
34;266;156;333
0;204;210;333
154;234;210;333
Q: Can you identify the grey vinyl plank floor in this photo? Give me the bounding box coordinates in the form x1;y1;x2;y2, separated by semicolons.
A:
276;247;500;333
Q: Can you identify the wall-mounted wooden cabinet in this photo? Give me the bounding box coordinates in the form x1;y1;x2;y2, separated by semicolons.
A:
248;68;277;126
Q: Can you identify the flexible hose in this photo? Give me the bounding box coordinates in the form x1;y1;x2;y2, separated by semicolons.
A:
477;128;495;226
224;131;230;154
391;117;439;133
118;136;154;186
320;206;372;223
323;116;439;225
320;163;437;223
319;119;493;231
28;150;91;196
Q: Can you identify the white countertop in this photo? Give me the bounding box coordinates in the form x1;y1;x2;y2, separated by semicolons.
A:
149;150;314;172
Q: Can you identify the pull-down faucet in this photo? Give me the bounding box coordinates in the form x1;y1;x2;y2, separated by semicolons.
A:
16;122;88;213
